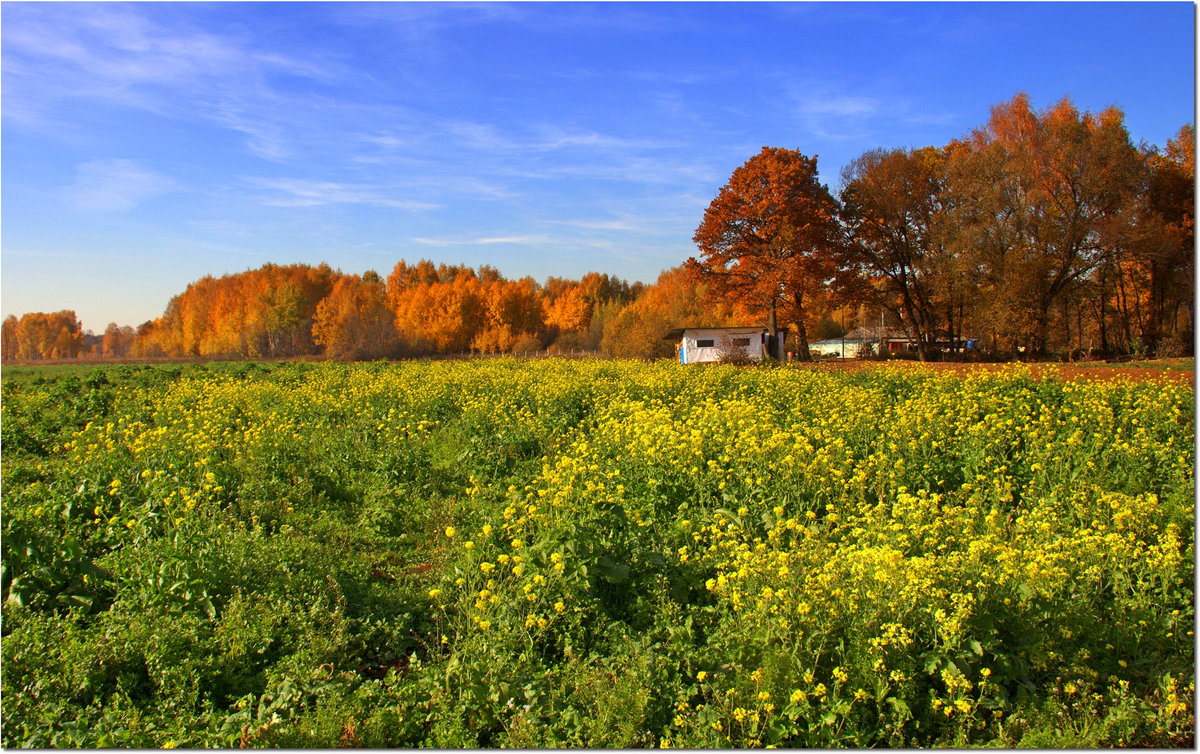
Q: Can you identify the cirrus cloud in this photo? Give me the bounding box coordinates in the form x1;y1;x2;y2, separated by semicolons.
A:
66;158;176;212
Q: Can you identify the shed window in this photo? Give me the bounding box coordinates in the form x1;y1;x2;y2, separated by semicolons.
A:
731;337;751;347
696;339;715;348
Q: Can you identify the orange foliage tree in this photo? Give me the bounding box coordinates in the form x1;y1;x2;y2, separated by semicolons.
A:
1123;124;1194;354
388;263;486;353
1;311;84;361
2;316;18;361
944;94;1144;355
840;146;951;360
472;277;545;354
543;272;638;352
140;263;338;357
386;260;557;355
544;283;591;333
312;271;399;359
101;323;136;359
601;266;739;359
688;147;844;360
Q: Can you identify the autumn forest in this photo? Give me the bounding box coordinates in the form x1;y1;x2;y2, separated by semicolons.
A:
4;95;1193;363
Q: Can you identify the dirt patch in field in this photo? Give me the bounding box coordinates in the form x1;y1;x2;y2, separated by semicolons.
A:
800;359;1195;385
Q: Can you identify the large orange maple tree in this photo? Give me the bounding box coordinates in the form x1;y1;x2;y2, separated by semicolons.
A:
687;147;843;359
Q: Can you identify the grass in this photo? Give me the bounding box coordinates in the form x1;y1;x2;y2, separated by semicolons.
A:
1;358;1193;747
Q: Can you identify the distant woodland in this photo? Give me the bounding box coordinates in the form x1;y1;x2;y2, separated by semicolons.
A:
4;95;1193;363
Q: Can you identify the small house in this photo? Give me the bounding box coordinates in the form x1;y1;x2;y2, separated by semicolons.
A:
811;326;979;357
809;336;868;358
663;326;775;364
810;326;915;358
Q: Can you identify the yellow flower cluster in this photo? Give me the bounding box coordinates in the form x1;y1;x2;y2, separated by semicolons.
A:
407;361;1191;744
29;358;1190;748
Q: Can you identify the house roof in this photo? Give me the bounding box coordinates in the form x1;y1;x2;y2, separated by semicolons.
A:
663;326;767;340
810;337;869;347
840;326;913;342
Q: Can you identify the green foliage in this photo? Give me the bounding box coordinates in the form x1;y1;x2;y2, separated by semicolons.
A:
1;360;1193;747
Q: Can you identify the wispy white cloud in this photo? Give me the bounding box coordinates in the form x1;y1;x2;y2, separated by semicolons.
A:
433;119;681;156
342;116;707;203
328;2;677;47
325;2;524;60
208;110;294;161
247;177;439;211
2;3;340;156
406;176;515;201
441;119;514;151
545;218;645;233
412;234;558;248
901;110;959;127
801;95;880;119
472;235;555;246
781;80;957;146
357;134;411;150
66;159;176;212
509;153;720;187
543;194;712;236
3;1;719;215
408;237;454;248
788;88;884;141
525;125;677;152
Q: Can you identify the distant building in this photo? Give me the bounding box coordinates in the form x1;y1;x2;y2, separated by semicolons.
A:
810;326;977;357
663;326;777;364
809;326;911;357
809;336;867;358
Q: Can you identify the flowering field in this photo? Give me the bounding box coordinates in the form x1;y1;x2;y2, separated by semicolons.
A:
1;359;1193;747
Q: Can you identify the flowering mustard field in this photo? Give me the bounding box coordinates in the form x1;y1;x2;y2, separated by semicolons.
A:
1;359;1193;747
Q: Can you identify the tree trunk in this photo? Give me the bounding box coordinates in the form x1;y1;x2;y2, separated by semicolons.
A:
1097;274;1110;353
788;293;812;361
793;322;810;360
766;298;778;360
1061;298;1071;356
1032;299;1051;358
945;298;956;355
896;281;930;361
1076;301;1084;352
1146;257;1164;351
1114;263;1134;352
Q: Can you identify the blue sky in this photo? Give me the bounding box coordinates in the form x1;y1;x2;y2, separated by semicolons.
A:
2;2;1194;331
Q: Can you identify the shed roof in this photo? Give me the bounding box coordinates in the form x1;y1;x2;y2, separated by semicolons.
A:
663;326;767;340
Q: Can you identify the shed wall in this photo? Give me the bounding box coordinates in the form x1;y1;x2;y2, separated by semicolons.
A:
679;329;766;364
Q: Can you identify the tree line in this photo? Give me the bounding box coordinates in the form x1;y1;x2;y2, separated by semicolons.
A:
690;94;1193;360
3;94;1192;363
1;261;750;362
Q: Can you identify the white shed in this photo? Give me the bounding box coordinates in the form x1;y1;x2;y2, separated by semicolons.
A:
663;326;771;364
